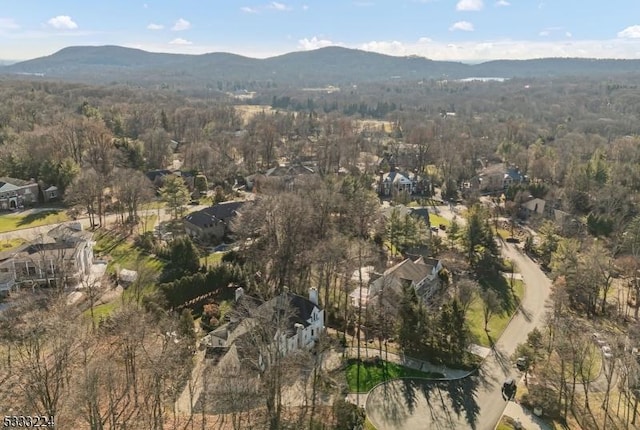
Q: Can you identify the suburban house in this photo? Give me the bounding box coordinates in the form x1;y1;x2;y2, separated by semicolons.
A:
470;163;526;193
184;201;245;243
351;256;443;310
0;177;40;210
520;197;547;217
42;185;59;203
245;164;316;192
0;222;95;293
202;287;325;364
381;204;430;227
377;170;429;197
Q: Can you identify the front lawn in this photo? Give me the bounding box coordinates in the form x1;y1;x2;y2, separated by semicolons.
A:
93;230;164;274
429;213;451;229
0;210;68;233
200;251;225;268
346;358;444;392
0;238;26;251
467;279;525;347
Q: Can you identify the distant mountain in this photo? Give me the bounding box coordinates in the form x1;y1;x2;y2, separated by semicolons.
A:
1;45;639;88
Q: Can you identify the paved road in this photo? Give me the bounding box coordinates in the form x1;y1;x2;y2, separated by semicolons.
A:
367;223;553;430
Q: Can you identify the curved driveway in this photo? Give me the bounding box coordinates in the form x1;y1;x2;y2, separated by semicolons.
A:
367;240;553;430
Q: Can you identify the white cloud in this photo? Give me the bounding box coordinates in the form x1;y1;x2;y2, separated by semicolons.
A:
0;18;19;31
143;3;148;8
241;6;259;13
495;0;510;6
565;31;572;38
147;23;164;30
456;0;483;11
449;21;474;31
47;15;78;30
302;5;309;10
169;38;192;45
171;18;191;31
539;30;549;37
269;2;291;11
618;25;640;39
352;37;640;62
298;37;340;50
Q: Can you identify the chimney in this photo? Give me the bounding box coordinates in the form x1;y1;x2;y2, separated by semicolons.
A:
308;287;319;306
235;287;245;302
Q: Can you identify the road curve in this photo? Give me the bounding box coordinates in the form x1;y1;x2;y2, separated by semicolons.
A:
367;235;553;430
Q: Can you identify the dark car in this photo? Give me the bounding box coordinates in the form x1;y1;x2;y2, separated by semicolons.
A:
502;378;517;400
439;223;447;231
506;237;520;244
516;357;527;371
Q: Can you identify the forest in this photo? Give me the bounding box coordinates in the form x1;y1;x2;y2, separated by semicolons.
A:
1;70;640;429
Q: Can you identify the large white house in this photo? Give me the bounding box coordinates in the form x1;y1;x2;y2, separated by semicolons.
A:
0;222;94;293
203;287;325;360
350;256;443;310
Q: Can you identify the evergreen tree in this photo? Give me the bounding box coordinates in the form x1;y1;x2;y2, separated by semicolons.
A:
160;175;190;219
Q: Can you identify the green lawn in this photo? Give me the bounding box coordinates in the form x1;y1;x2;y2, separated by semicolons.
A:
93;230;164;274
429;213;451;229
467;280;525;347
139;214;157;233
141;200;166;210
346;359;444;393
496;416;520;430
0;210;69;233
0;237;26;251
200;251;225;268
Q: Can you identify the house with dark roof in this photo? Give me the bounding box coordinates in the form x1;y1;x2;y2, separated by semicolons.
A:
202;286;324;362
376;170;429;197
381;204;430;227
245;164;317;192
0;222;94;292
355;256;443;311
0;177;39;210
184;201;245;243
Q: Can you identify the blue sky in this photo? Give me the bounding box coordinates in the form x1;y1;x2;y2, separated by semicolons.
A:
1;1;640;62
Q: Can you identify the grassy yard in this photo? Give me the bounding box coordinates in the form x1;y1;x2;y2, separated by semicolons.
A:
346;359;444;393
467;280;525;347
141;200;166;210
0;210;68;233
429;213;451;229
139;214;157;233
93;230;164;275
200;251;225;268
0;237;26;251
496;416;520;430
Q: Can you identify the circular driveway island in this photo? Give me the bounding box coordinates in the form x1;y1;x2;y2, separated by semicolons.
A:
366;377;482;430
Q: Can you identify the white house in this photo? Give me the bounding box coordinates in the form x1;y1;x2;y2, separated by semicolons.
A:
202;287;325;360
0;222;95;292
362;256;443;309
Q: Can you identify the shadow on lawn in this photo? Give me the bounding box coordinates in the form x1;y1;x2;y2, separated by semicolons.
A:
15;210;61;227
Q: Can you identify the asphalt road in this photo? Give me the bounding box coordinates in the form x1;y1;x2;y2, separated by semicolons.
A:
367;215;553;430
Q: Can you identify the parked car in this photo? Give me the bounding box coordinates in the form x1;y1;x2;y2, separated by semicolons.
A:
439;223;447;231
516;357;528;371
502;378;517;400
506;237;520;244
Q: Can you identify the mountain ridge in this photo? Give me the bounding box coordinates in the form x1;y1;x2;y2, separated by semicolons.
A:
2;45;640;87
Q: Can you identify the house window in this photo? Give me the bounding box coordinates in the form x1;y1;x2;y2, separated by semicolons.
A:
311;329;314;337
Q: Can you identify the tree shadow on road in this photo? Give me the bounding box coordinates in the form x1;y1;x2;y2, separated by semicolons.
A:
442;376;481;429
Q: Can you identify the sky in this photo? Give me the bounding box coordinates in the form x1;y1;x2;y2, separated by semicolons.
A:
1;1;640;62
